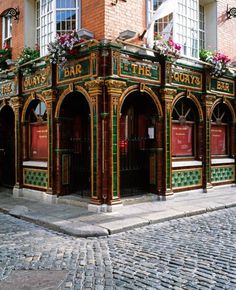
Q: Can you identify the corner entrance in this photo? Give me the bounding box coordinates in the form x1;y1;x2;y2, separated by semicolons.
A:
119;92;159;196
0;106;15;187
59;92;91;196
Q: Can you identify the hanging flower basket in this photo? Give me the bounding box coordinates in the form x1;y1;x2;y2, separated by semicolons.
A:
48;30;85;66
153;34;181;62
200;49;231;78
16;46;40;74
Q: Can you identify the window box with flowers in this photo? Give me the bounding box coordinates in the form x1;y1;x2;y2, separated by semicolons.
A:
48;31;85;66
199;49;231;78
153;33;181;62
0;46;12;71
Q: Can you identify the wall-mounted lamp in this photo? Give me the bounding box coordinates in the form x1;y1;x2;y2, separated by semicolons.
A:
118;30;136;40
2;7;20;20
227;5;236;19
77;28;94;40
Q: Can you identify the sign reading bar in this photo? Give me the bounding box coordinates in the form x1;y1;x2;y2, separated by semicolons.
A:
211;125;226;155
22;67;51;93
0;80;18;98
172;123;193;156
57;56;97;84
120;58;161;83
171;69;202;90
209;78;235;96
30;123;48;159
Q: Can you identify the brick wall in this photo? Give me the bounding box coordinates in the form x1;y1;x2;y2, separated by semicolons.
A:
81;0;105;40
217;0;236;61
0;0;25;59
104;0;146;40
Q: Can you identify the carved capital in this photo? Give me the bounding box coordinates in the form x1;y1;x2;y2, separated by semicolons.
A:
42;89;57;103
160;88;177;102
84;80;103;94
202;94;216;107
105;80;126;94
10;96;23;110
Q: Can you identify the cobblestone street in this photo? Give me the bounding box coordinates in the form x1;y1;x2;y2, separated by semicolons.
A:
0;208;236;289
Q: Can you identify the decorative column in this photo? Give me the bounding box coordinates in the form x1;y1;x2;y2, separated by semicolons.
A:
202;94;215;191
105;80;127;207
84;80;103;206
161;88;176;195
11;97;23;197
44;89;57;195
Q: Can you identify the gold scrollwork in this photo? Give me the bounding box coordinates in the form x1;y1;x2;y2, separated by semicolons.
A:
160;88;177;101
105;80;127;92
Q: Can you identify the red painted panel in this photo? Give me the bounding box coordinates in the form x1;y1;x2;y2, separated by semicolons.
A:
211;125;226;155
30;123;48;159
172;123;193;156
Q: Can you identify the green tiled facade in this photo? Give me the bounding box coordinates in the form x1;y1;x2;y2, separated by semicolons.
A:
112;111;118;198
211;166;235;183
24;169;48;188
172;169;202;189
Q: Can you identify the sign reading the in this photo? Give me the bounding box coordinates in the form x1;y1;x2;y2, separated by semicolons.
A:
0;80;18;98
208;78;235;96
120;58;161;83
22;67;51;92
211;125;226;155
172;123;193;156
171;69;202;90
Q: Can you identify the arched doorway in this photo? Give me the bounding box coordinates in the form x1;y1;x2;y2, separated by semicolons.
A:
119;92;159;196
59;92;91;196
0;105;15;187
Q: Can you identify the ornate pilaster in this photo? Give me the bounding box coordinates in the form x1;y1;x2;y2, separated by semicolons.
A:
105;80;127;205
202;94;216;191
11;96;23;192
43;89;57;194
161;88;177;195
84;80;103;205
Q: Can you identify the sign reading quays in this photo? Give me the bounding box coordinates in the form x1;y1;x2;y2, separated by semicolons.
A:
120;58;161;83
0;80;18;98
208;78;235;96
171;68;202;90
22;67;51;92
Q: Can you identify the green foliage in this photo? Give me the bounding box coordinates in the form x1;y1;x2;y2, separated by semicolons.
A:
0;49;12;70
199;49;213;62
17;47;40;66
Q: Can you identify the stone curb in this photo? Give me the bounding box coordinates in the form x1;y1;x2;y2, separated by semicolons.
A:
1;202;236;238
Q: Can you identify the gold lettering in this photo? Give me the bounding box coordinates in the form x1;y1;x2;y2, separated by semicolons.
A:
217;81;230;92
131;64;138;74
123;63;129;71
64;68;70;78
145;67;151;76
75;64;82;75
138;66;145;75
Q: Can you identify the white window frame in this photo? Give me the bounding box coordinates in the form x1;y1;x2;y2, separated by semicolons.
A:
147;0;208;59
37;0;81;57
2;15;12;47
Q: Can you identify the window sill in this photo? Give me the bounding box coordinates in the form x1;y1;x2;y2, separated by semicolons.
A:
211;158;234;165
23;161;48;168
172;160;202;168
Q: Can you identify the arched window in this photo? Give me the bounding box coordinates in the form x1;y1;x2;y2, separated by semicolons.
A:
172;97;198;158
28;101;48;160
211;103;232;157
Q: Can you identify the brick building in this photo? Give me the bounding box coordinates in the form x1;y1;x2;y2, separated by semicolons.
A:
0;0;236;211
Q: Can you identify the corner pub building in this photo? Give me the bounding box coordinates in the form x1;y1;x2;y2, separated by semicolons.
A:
0;0;236;211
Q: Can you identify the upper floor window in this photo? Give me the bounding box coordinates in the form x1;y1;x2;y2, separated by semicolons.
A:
2;16;12;47
36;0;81;56
147;0;213;59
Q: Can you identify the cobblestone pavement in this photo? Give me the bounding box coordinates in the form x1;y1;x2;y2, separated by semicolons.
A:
0;208;236;289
